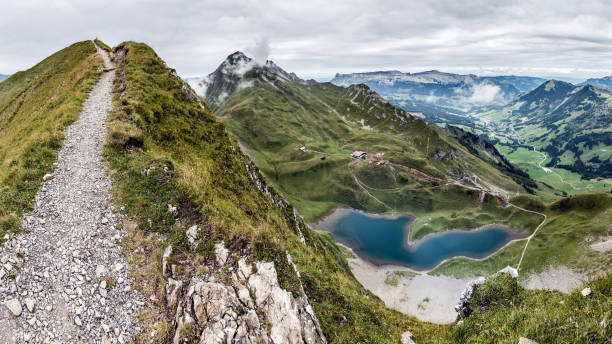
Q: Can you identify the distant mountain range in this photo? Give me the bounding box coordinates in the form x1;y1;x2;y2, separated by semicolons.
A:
330;70;521;113
0;74;9;82
481;75;548;92
328;71;554;126
481;80;612;179
580;75;612;90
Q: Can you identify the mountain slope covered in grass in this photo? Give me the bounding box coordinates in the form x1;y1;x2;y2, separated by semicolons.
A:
103;41;449;343
477;80;612;180
581;75;612;90
0;41;102;236
200;52;540;234
0;74;9;82
1;39;610;344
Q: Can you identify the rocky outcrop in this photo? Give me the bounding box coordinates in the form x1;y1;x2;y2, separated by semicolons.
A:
163;243;326;344
431;149;458;161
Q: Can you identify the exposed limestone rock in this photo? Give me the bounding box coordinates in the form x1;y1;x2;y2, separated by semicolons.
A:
186;225;199;248
518;337;538;344
165;246;325;344
24;298;35;313
166;278;183;310
163;245;173;277
402;331;416;344
214;243;229;266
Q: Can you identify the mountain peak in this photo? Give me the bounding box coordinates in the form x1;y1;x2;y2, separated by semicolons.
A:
225;51;252;65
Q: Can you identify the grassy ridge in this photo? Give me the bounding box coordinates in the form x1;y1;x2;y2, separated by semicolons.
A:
0;40;102;237
431;193;612;278
103;41;448;343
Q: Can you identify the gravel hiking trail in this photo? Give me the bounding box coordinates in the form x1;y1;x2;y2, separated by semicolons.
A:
0;43;143;344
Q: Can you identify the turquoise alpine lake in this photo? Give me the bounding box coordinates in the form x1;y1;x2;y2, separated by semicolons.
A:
314;208;520;270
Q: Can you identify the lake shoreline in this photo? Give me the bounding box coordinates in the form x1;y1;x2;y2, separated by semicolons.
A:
313;207;530;271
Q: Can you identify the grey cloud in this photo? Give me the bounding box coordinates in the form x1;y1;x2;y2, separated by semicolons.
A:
0;0;611;81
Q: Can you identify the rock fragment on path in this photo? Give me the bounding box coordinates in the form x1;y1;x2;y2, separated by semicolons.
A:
5;299;22;316
24;297;35;313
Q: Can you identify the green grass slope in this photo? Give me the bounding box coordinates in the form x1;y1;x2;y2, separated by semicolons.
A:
453;272;611;343
0;40;102;236
479;80;612;182
103;41;449;343
211;57;535;230
431;193;612;278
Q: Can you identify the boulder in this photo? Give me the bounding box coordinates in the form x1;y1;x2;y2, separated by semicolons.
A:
518;337;538;344
498;266;518;278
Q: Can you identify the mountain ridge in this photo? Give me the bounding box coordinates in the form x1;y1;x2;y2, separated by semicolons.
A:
580;75;612;90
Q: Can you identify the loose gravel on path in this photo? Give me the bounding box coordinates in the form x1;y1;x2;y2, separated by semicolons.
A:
0;43;143;344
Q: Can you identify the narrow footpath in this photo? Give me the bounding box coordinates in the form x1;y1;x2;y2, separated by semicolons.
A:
0;43;142;344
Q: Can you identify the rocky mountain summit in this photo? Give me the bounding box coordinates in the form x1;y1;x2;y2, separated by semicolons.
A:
191;51;315;110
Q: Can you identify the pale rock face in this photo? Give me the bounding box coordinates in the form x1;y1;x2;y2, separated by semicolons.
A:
518;337;538;344
162;245;173;277
402;331;416;344
186;225;199;248
166;247;325;344
24;298;35;313
166;278;183;310
214;243;229;266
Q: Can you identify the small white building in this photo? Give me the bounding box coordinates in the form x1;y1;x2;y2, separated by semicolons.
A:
350;150;367;160
542;167;552;174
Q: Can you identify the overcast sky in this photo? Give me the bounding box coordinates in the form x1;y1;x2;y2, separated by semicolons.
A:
1;0;611;81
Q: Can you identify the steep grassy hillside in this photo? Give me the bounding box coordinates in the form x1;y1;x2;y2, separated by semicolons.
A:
477;80;612;182
432;193;612;278
0;40;102;236
0;39;609;343
103;41;450;343
453;272;611;343
207;53;537;233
